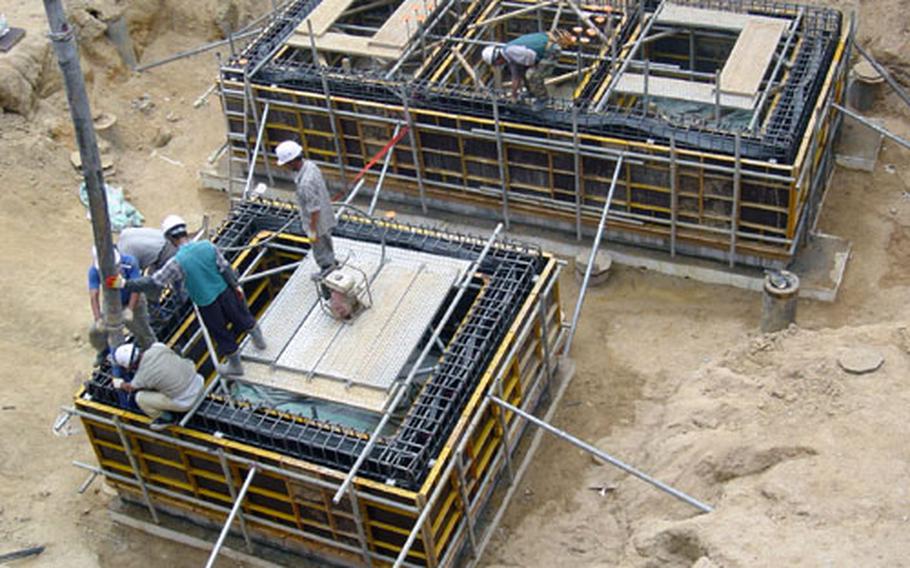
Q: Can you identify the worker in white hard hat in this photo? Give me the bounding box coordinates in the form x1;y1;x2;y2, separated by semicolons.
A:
275;140;338;277
481;30;573;103
107;215;267;377
87;246;156;365
111;342;204;430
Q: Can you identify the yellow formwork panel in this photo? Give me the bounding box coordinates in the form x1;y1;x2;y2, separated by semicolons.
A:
76;217;565;567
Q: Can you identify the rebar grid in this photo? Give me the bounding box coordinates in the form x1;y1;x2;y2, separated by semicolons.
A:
230;0;841;163
84;199;545;490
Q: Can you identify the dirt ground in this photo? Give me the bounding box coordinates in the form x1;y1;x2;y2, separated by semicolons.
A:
0;1;908;566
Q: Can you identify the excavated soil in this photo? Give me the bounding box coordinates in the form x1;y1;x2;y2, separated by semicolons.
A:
0;0;908;566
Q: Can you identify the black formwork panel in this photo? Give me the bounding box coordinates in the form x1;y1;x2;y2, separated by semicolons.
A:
228;0;842;164
85;199;544;490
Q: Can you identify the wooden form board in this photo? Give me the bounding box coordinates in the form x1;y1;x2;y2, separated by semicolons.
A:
657;3;786;32
286;32;401;59
614;73;755;109
720;19;787;97
371;0;430;48
291;0;435;58
296;0;357;36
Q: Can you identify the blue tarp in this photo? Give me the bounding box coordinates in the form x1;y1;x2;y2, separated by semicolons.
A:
79;182;144;232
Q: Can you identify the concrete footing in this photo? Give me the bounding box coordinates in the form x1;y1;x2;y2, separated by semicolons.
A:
760;270;800;333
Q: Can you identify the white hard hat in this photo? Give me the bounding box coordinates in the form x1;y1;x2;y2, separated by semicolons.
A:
92;245;121;269
161;214;188;238
276;140;303;166
113;343;139;369
482;45;500;65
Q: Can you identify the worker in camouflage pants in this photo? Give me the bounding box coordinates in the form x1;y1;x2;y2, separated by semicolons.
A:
482;30;573;103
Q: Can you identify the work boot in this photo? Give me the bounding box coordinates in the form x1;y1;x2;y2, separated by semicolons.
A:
149;411;176;431
218;352;244;376
249;324;267;350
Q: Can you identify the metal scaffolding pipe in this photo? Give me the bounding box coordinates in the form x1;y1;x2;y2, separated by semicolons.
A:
331;223;504;504
205;466;257;568
565;157;623;353
595;0;666;112
71;460;419;565
368;124;402;215
393;274;562;568
136;29;261;72
729;132;742;267
243;101;271;199
66;405;417;511
44;0;123;353
226;88;796;182
749;9;803;133
112;416;160;524
469;0;557;29
217;450;253;552
834;103;910;151
489;395;714;513
238;261;302;283
307;19;348;184
855;43;910;113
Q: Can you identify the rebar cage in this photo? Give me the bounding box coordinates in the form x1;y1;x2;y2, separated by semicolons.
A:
73;199;566;566
220;0;849;267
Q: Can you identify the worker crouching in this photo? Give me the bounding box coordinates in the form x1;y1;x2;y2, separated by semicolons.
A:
481;30;574;105
112;343;203;430
110;215;267;376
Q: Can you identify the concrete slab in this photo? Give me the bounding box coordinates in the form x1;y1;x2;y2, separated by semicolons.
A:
835;112;883;172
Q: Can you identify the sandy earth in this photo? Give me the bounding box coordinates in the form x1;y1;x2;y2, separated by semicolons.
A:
0;0;908;567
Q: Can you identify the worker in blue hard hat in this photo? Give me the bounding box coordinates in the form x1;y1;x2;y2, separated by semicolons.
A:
107;215;266;376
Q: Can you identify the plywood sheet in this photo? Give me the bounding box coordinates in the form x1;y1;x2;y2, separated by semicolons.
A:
240;237;471;411
657;3;786;32
286;32;402;59
295;0;356;37
719;19;787;97
370;0;428;49
614;73;755;109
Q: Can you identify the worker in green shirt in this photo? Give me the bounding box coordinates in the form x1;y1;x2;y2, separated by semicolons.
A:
482;30;573;102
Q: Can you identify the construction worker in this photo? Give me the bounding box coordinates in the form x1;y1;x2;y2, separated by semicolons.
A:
109;215;266;376
118;226;182;309
275;140;338;274
111;342;204;430
481;30;573;103
88;246;156;364
117;227;177;273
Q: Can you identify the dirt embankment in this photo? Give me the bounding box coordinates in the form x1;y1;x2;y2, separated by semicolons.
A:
0;2;267;566
489;317;910;567
0;0;268;116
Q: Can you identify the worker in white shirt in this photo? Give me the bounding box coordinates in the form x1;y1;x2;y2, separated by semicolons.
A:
112;342;204;430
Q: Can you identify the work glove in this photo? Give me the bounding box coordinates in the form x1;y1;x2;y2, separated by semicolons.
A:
105;274;125;289
112;378;124;389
